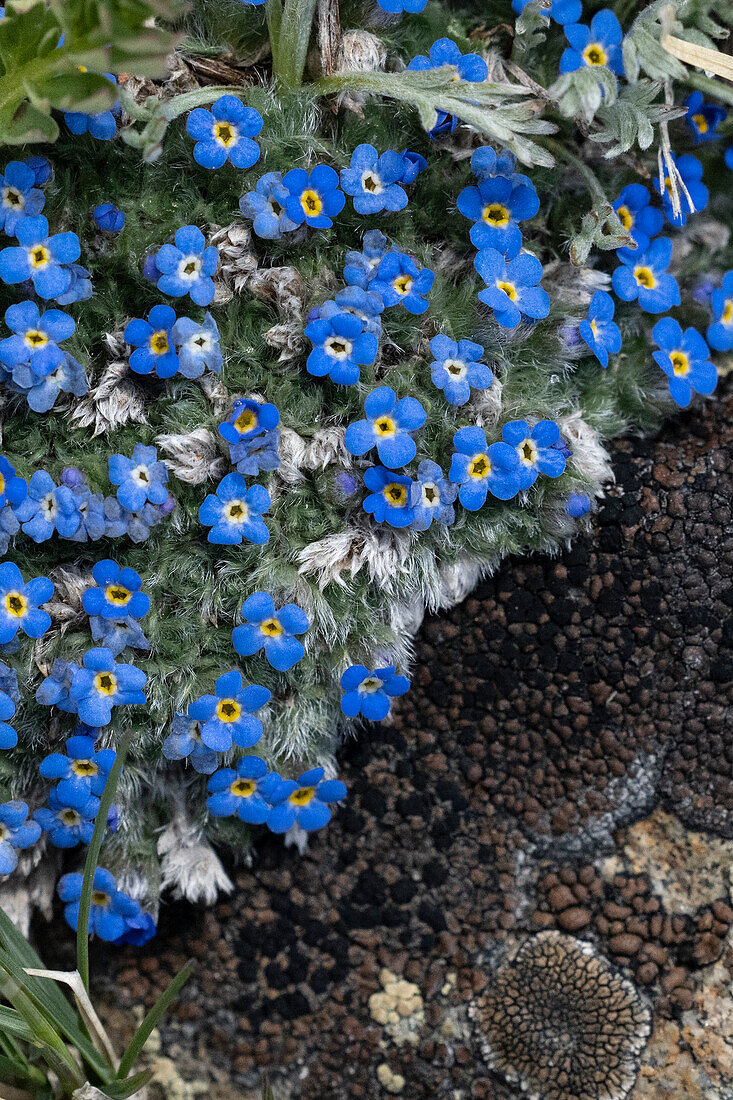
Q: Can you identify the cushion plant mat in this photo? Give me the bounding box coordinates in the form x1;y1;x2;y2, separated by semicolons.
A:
1;0;732;912
91;390;733;1097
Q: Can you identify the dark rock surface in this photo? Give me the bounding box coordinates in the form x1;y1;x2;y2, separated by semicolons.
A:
101;387;733;1099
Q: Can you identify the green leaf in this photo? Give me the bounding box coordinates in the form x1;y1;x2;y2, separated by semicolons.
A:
0;96;58;144
100;1069;154;1099
0;2;60;70
115;961;193;1081
0;1005;37;1044
28;70;116;113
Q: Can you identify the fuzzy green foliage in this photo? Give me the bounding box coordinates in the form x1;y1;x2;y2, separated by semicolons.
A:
0;0;731;901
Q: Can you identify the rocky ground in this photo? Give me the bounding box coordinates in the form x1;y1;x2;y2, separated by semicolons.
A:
90;385;732;1099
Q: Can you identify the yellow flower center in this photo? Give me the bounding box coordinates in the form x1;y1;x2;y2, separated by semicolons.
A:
663;177;674;198
384;483;407;506
231;778;256;798
216;698;241;723
374;416;396;437
325;336;353;360
60;809;81;826
77;65;88;73
5;592;27;617
72;759;98;777
30;245;50;269
106;584;132;606
0;825;8;841
360;676;383;692
670;351;689;376
691;113;708;134
722;299;733;326
2;186;24;209
482;203;510;227
496;280;517;301
589;319;598;338
24;329;48;349
583;42;607;66
469;454;491;479
234;408;257;434
0;474;4;495
214;121;237;148
393;275;413;296
361;170;382;195
289;786;315;806
633;266;656;289
300;189;322;216
150;330;169;355
91;890;110;907
616;205;632;232
226;500;248;523
94;672;117;696
519;440;537;465
260;617;283;637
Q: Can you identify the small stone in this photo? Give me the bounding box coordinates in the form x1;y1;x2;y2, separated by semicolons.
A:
557;906;592;932
609;933;643;955
376;1064;405;1094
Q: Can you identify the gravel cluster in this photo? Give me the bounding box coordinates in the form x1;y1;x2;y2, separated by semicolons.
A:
100;389;732;1098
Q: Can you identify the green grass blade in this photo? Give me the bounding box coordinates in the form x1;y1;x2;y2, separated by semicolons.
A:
77;733;131;991
101;1068;154;1098
0;907;79;1033
0;1004;36;1043
115;960;193;1081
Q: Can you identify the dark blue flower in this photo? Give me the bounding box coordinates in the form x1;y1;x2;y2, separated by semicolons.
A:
449;428;521;508
340;664;409;720
54;262;92;305
612;184;663;252
0;299;75;377
340;145;409;215
9;350;87;412
82;559;149;620
69;647;147;727
362;467;414;527
399;150;427;183
685;92;726;144
26;156;52;186
187;94;262;170
0;681;16;749
654;154;708;227
0;455;26;510
343;230;389;289
219;397;280;446
229;432;280;477
501;418;567;490
345;386;426;468
612;237;680;313
370;252;434;314
268;767;346;833
109;444;169;512
232;591;309;671
566;493;591;517
188;670;270;752
65;485;106;544
34;788;100;847
429;335;493;405
0;802;41;874
375;0;427;11
0;161;45;234
124;304;179;378
239;172;299;240
475;248;550;327
707;270;733;352
560;10;624;74
206;756;273;824
322;287;384;336
512;0;581;23
409;460;457;530
171;312;222;377
39;735;116;810
651;318;717;408
726;147;733;172
153;225;218;307
89;615;149;656
58;867;141;941
113;911;156;946
93;202;124;232
0;215;80;299
198;472;270;545
281;165;345;229
63;75;119;140
36;658;79;712
162;708;219;774
305;310;378;385
0;561;52;644
457;175;539;256
13;470;77;540
470;147;533;189
407;38;487;137
578;290;622;367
